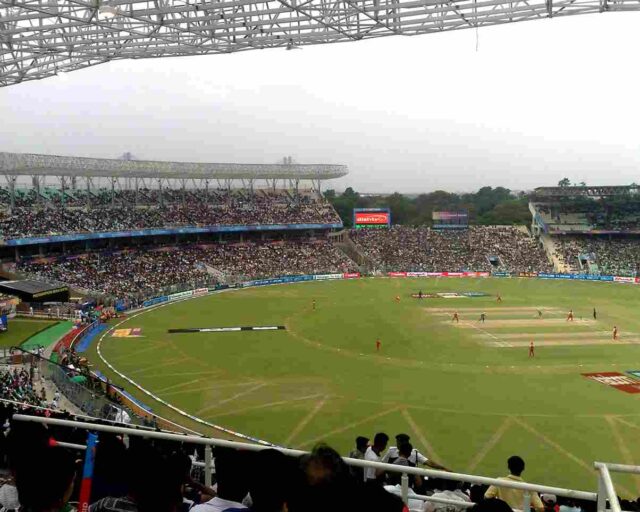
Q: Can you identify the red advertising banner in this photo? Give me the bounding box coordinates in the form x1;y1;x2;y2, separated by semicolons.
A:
613;276;635;283
355;212;390;225
343;273;361;279
400;272;490;278
582;372;640;394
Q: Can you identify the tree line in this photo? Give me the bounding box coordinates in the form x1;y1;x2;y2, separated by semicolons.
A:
324;187;532;227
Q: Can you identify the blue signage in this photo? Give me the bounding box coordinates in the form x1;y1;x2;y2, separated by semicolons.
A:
142;296;168;308
3;222;343;247
241;274;316;288
537;273;615;282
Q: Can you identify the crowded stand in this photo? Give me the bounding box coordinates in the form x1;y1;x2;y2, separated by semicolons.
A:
0;189;341;240
0;368;43;408
552;236;640;276
15;240;357;300
351;226;553;273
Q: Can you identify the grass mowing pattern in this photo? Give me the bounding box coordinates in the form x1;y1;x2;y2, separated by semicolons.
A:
20;320;73;351
0;318;59;348
88;277;640;494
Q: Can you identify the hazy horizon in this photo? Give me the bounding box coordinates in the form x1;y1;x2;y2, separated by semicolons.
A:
3;12;640;194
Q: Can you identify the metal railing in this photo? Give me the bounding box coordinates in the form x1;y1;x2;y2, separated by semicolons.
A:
592;462;640;512
8;349;146;427
13;415;600;511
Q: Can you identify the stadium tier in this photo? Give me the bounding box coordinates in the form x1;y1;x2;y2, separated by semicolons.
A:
529;186;640;276
351;226;553;274
14;241;358;301
531;186;640;235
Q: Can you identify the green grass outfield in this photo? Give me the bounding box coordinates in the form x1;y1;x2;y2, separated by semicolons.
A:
88;277;640;494
0;318;58;348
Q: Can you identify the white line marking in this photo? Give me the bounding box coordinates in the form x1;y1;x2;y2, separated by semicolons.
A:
195;383;267;415
284;396;329;445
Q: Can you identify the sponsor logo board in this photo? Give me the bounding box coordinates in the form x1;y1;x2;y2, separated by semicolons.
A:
582;372;640;394
314;274;343;281
112;328;143;338
168;290;194;301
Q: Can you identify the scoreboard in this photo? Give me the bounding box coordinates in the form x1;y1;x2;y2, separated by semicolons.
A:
432;211;468;229
353;208;391;229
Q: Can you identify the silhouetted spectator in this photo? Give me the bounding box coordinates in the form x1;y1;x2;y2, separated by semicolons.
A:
15;446;77;512
191;448;249;512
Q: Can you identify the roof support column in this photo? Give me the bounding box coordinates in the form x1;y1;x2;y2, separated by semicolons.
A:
32;175;42;206
135;177;139;206
6;175;16;211
157;178;163;207
60;175;66;208
86;177;92;210
111;177;116;207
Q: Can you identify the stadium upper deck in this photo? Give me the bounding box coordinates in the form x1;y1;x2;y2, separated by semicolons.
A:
529;185;640;235
0;152;347;248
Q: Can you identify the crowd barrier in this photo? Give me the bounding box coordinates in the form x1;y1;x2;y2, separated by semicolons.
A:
141;272;361;307
387;272;490;278
4;222;344;247
9;348;145;426
14;415;610;512
491;271;639;283
384;270;639;284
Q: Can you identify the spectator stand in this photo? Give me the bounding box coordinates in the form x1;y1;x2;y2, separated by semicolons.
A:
0;153;346;258
12;414;609;512
351;225;553;274
15;240;357;305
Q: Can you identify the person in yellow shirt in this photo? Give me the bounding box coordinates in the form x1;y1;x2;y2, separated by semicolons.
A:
484;456;544;512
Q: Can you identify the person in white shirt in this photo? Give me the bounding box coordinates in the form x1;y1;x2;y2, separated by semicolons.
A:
423;480;471;512
383;433;450;471
384;483;424;511
363;432;389;483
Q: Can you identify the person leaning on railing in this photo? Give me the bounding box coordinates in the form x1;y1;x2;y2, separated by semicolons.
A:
484;456;544;512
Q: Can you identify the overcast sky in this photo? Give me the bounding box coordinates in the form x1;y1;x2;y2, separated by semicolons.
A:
2;12;640;194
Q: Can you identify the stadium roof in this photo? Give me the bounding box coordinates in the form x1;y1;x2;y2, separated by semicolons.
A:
0;0;630;87
0;152;348;181
533;185;640;198
0;279;67;296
